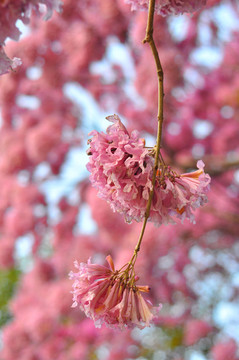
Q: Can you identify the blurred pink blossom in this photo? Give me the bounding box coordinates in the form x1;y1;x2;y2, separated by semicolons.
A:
0;46;21;76
4;206;35;237
0;0;62;75
0;237;14;268
25;120;61;163
183;319;213;346
0;0;62;44
211;339;239;360
125;0;207;16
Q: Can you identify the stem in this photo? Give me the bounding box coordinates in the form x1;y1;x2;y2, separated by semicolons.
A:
129;0;164;264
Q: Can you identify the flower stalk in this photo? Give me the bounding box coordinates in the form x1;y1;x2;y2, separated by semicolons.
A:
86;0;210;279
130;0;164;260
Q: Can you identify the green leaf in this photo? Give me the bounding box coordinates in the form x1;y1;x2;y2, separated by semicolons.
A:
0;268;21;327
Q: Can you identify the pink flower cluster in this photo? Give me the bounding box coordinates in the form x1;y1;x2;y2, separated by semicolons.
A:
0;0;62;75
87;115;211;225
125;0;207;16
69;255;161;329
0;0;238;356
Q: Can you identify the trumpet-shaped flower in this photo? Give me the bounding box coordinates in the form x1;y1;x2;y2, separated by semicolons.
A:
87;115;211;225
69;256;161;329
125;0;207;16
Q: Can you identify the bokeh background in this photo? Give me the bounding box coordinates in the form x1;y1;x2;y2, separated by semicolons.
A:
0;0;239;359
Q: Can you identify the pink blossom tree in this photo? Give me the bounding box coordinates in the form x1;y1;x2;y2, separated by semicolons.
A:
0;0;239;359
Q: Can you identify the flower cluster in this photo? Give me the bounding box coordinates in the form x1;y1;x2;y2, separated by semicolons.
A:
0;0;62;44
87;114;154;222
87;115;211;225
0;0;62;75
69;255;161;329
125;0;207;16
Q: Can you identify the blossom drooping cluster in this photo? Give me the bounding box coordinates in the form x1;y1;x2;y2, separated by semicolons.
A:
69;255;161;329
87;114;154;222
0;0;62;75
125;0;207;16
87;115;211;225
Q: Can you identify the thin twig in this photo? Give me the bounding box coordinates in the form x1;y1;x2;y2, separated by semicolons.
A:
129;0;164;264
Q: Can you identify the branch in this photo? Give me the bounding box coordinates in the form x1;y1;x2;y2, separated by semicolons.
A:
130;0;164;262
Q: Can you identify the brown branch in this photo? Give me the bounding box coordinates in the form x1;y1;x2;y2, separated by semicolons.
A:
129;0;164;263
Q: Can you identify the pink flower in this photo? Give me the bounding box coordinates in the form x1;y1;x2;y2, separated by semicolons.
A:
87;114;211;225
0;237;14;268
5;205;35;237
169;159;211;223
210;339;238;360
125;0;207;16
183;319;213;346
87;114;154;223
0;0;62;44
0;46;21;76
69;255;161;329
0;0;62;76
25;120;62;163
